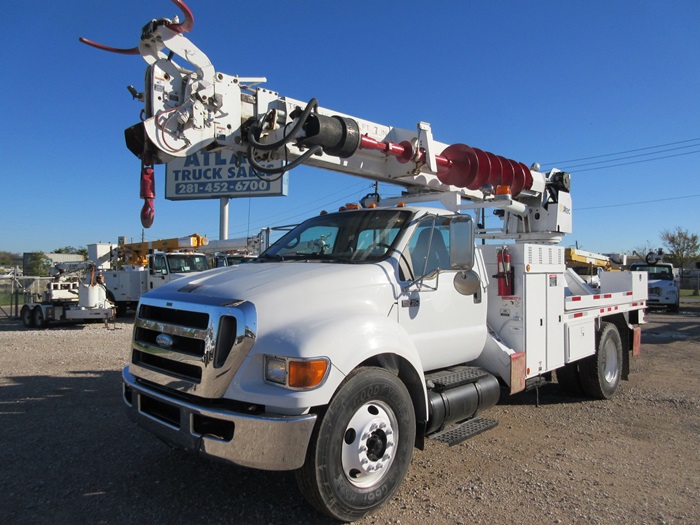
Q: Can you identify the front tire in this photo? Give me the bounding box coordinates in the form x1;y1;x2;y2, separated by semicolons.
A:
579;322;622;399
296;367;415;522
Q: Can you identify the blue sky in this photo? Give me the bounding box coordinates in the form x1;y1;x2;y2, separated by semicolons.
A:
2;1;699;255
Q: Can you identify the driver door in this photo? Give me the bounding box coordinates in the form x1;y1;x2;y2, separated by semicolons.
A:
397;216;487;371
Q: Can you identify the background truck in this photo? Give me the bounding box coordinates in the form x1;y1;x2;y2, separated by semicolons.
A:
20;261;114;328
198;229;270;267
629;254;679;312
83;2;648;520
89;234;211;316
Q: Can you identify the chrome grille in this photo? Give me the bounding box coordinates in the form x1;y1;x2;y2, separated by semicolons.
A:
130;298;257;398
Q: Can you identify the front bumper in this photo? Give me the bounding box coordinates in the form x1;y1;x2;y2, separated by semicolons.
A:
123;367;317;470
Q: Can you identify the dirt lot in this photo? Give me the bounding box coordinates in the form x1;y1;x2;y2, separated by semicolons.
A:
1;302;699;525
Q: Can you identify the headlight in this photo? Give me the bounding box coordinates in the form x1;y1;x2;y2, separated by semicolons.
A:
265;357;287;385
264;356;330;389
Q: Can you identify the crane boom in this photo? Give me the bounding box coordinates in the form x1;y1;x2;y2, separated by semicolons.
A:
117;234;209;267
81;0;572;243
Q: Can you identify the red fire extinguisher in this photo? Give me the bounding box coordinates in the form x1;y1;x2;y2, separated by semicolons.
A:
497;246;513;296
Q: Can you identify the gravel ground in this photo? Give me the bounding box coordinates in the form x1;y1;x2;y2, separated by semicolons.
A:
1;303;699;525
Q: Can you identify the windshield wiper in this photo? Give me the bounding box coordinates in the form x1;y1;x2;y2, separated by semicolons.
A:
257;253;285;262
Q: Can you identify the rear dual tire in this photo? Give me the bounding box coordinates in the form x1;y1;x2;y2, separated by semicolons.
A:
557;322;623;400
579;322;623;399
21;306;35;328
33;306;49;329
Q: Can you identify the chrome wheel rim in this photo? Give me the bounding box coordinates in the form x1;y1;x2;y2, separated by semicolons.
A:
603;338;619;383
341;400;398;488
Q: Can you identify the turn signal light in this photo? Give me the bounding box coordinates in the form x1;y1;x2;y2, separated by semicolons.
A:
289;359;329;388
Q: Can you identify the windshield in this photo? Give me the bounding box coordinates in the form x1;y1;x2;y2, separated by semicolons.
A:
260;209;412;263
630;264;674;280
166;254;210;273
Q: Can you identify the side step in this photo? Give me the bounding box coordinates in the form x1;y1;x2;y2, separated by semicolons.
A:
426;365;489;392
429;417;499;447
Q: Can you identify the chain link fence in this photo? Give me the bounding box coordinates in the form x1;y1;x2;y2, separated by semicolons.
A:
0;276;53;319
680;272;700;294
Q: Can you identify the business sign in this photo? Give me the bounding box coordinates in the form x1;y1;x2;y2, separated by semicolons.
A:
165;151;288;200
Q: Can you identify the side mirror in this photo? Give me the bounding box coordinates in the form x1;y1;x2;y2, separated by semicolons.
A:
449;215;475;271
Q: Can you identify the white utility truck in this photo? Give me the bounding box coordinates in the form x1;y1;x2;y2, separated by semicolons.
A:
92;235;211;316
629;252;679;312
20;261;115;328
199;229;270;267
82;2;648;520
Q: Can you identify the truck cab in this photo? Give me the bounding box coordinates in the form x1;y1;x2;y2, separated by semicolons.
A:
149;252;210;277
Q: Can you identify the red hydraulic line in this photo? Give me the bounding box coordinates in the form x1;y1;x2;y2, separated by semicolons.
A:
79;0;194;55
359;135;452;168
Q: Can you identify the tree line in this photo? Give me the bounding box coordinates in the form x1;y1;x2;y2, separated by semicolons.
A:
1;247;88;276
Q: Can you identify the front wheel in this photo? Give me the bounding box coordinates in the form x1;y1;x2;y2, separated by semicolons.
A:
295;367;415;522
579;322;622;399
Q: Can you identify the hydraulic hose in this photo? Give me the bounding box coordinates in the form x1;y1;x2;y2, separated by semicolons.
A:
247;98;319;151
247;143;323;175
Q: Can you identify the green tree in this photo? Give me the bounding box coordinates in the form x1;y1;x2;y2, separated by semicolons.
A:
660;227;699;269
54;246;87;257
26;252;51;276
0;251;21;267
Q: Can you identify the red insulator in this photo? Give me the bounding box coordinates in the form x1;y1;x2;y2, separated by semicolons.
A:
511;163;526;196
359;135;533;196
498;156;515;187
485;152;502;187
470;148;491;189
437;143;532;196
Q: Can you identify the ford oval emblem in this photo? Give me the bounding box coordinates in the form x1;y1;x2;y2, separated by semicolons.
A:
156;333;174;349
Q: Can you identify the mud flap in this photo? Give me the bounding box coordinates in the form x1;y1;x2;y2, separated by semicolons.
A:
632;325;642;357
510;352;526;394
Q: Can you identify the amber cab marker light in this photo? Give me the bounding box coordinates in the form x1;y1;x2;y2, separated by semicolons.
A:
288;359;328;388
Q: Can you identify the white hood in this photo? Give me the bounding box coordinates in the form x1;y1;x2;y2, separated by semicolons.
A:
146;261;399;336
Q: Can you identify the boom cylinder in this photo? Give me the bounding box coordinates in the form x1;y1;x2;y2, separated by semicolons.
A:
292;107;535;196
